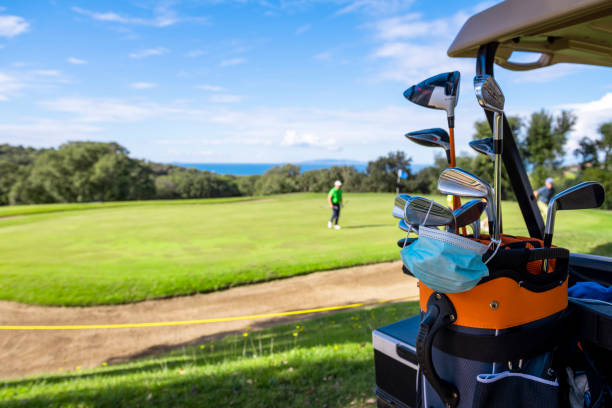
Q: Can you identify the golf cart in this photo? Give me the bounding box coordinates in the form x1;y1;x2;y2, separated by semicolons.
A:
373;1;612;407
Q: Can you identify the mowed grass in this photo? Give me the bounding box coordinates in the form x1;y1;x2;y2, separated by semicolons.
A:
0;193;611;306
0;301;420;408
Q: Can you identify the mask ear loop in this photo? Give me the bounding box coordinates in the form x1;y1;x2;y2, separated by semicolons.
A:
483;237;502;264
402;200;434;248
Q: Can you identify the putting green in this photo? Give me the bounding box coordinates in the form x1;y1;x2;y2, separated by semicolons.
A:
0;193;610;306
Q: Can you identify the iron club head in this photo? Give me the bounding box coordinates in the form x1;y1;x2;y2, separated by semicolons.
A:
453;199;487;229
404;196;456;232
474;74;505;113
393;194;411;219
405;128;452;164
544;181;605;247
438;167;496;235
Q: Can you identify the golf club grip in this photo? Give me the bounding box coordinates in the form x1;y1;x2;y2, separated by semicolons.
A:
416;295;459;408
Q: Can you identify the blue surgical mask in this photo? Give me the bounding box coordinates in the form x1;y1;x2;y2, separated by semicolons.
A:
401;226;490;293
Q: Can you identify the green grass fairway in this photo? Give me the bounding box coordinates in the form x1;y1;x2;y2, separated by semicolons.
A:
1;193;611;306
0;301;420;408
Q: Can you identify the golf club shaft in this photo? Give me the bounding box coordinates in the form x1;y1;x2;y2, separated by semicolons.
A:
493;112;503;241
449;126;467;235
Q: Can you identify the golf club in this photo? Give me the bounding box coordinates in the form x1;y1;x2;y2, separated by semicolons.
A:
472;219;481;239
405;128;451;165
398;219;413;233
474;74;505;242
542;181;605;271
453;199;487;229
403;196;456;232
469;137;495;159
438;167;496;239
469;137;496;235
404;72;463;214
393;194;411;219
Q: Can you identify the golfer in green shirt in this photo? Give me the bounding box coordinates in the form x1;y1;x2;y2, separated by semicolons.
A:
328;180;343;230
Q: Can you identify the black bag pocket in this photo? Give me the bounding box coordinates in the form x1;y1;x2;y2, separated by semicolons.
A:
472;371;558;408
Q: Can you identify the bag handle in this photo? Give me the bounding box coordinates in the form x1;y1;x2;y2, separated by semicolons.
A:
416;292;459;408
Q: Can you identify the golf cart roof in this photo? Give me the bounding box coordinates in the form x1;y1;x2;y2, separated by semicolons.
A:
448;0;612;71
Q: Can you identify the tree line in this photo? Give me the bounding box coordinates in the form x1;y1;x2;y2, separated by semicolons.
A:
1;110;610;208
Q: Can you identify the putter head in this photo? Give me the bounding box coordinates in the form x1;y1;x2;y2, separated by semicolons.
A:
404;196;456;232
545;181;605;241
403;71;460;119
474;75;504;113
469;137;495;159
393;194;411;219
405;128;451;164
453;199;487;228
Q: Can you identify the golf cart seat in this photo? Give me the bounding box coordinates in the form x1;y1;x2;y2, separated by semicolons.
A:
447;0;612;71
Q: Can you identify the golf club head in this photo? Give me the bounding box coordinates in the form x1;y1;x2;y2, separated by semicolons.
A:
403;71;460;120
393;194;411;219
404;196;456;232
398;219;413;233
453;199;487;228
474;74;505;113
544;181;605;246
469;138;495;159
438;167;496;233
405;128;452;164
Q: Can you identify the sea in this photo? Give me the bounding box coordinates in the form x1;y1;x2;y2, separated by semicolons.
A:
173;161;428;176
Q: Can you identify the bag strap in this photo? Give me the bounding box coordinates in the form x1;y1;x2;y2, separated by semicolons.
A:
433;309;572;362
481;246;570;292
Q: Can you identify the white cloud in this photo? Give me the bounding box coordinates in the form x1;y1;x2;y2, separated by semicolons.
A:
130;82;157;89
186;49;206;58
0;119;102;147
67;57;86;65
220;57;246;67
0;15;29;37
209;94;243;103
0;72;23;101
336;0;415;16
129;47;168;59
369;10;473;82
39;98;175;123
32;95;483;162
314;51;332;61
282;129;339;150
0;68;70;101
32;69;61;77
72;6;205;28
197;84;225;92
296;24;311;34
556;92;612;153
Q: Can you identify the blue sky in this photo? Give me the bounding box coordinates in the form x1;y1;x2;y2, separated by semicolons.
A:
0;1;610;165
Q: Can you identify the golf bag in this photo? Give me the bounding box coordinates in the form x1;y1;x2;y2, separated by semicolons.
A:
412;234;570;408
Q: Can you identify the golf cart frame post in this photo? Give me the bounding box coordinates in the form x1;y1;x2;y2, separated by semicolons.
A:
476;42;545;240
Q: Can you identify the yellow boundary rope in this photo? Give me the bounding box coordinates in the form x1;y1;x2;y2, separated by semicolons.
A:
0;296;416;331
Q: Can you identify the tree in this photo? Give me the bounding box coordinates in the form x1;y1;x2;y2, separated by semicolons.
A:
522;110;576;170
364;151;412;192
254;164;301;195
597;122;612;170
574;137;599;170
9;141;156;204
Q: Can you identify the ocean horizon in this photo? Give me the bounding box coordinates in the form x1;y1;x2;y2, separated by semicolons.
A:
173;162;429;176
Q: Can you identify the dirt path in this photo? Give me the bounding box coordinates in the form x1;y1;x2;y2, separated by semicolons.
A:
0;261;418;379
